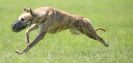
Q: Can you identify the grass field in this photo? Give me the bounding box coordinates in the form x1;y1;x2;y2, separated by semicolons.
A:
0;0;133;63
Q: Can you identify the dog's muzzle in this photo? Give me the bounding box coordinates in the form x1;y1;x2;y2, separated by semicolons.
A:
11;20;31;32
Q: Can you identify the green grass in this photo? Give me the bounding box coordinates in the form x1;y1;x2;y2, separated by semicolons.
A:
0;0;133;63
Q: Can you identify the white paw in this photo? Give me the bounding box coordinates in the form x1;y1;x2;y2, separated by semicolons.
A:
16;50;23;54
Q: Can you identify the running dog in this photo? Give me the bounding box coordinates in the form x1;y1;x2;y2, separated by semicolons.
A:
11;6;109;54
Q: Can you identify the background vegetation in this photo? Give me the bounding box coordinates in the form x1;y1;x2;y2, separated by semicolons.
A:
0;0;133;63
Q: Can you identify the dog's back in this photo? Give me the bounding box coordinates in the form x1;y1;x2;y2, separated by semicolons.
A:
33;7;85;34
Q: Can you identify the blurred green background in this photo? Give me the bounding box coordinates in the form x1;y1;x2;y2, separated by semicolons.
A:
0;0;133;63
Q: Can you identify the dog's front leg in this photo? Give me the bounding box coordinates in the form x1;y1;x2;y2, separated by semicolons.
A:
16;24;47;54
16;31;46;54
25;24;38;46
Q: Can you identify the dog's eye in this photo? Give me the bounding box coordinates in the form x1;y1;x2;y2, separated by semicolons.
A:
21;18;25;21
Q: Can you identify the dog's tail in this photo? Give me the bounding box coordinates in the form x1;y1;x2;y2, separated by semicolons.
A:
95;27;106;32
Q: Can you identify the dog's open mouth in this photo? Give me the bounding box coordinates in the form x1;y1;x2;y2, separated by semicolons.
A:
11;20;28;32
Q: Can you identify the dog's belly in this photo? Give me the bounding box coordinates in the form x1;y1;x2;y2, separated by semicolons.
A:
47;23;69;34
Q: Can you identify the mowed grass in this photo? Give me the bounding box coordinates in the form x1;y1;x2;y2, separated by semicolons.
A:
0;0;133;63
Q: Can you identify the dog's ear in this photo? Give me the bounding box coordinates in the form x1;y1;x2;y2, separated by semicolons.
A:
24;8;36;17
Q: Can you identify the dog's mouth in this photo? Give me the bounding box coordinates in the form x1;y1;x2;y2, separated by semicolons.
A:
11;20;30;32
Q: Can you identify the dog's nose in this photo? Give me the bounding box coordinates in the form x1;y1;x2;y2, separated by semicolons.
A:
11;26;16;32
11;21;19;32
11;23;17;32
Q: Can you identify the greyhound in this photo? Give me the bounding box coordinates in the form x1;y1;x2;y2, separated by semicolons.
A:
11;6;109;54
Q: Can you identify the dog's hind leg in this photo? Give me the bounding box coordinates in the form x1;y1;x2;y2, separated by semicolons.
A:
83;27;109;47
76;19;109;47
95;35;109;47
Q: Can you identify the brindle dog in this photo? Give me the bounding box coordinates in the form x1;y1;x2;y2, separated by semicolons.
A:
11;6;109;54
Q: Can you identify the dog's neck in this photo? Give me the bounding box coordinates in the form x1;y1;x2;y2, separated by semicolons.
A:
28;15;37;26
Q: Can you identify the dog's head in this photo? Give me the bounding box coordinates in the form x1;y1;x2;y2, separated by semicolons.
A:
11;8;36;32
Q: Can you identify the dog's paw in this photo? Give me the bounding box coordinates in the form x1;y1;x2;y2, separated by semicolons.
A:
16;50;23;54
104;41;109;47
